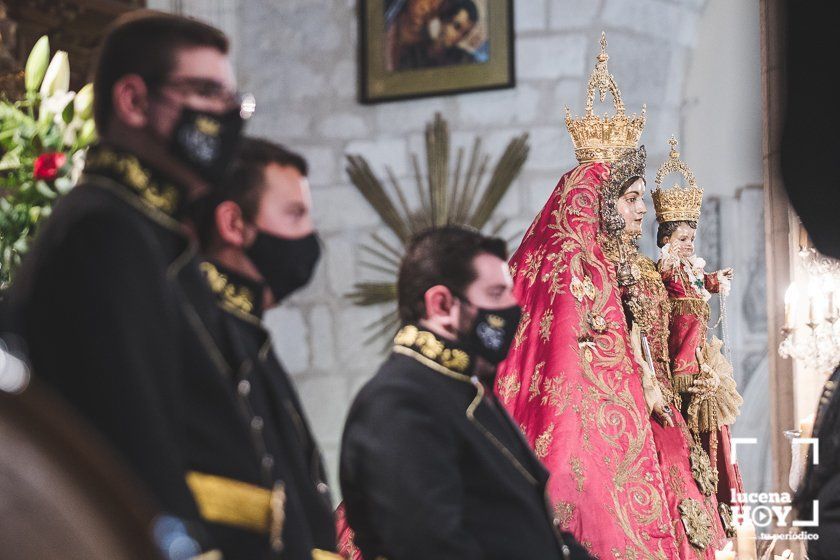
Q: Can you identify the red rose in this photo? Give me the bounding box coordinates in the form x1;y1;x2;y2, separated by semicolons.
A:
33;152;67;181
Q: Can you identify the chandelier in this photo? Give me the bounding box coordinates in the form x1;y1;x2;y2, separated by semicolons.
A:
779;246;840;376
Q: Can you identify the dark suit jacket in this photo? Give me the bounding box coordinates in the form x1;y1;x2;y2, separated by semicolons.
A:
2;146;294;559
204;262;338;558
807;473;840;560
340;346;591;560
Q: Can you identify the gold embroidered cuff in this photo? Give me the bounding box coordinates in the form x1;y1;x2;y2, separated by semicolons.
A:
186;471;273;533
672;372;697;394
312;550;344;560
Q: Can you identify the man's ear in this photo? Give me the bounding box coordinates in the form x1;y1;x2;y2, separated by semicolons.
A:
111;74;150;129
214;200;249;248
423;285;457;327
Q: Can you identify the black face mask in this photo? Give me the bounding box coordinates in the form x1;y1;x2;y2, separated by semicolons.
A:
246;231;321;302
170;106;245;183
458;299;523;366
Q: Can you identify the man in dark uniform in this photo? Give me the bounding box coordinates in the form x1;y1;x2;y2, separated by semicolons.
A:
339;226;591;560
3;12;308;559
194;137;338;559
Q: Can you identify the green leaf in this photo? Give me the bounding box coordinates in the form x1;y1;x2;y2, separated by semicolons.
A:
0;145;22;171
61;97;74;124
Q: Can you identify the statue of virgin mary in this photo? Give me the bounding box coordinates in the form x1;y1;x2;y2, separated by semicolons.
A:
495;34;726;559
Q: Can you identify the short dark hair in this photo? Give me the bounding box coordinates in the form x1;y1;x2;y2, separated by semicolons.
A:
93;10;229;131
440;0;479;24
656;220;697;248
398;226;507;324
195;136;309;248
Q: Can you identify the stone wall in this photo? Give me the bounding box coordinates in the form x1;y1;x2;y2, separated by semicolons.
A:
152;0;770;495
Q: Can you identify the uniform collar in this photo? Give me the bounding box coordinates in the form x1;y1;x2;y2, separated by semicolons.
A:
393;325;543;487
200;260;266;323
392;325;474;380
82;144;187;220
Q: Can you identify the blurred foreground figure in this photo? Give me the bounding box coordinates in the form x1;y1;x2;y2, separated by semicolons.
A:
0;11;315;559
783;7;840;558
339;226;590;560
0;350;160;559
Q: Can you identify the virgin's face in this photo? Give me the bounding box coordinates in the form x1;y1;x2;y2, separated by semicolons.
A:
667;223;696;258
617;178;647;235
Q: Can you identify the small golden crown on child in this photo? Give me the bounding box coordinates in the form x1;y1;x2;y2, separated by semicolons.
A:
565;32;646;164
652;136;704;223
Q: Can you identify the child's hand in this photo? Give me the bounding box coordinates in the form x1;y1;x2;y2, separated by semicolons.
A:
688;376;719;395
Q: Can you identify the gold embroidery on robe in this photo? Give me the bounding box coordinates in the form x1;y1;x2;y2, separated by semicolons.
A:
534;423;555;459
539;309;554;342
554;501;576;528
522;247;546;287
671;297;710;321
540;377;571;415
508;165;671;558
668;465;686;497
570;456;585;492
513;311;531;349
542;252;568;303
718;503;736;538
677;498;712;550
497;371;521;404
689;444;718;497
528;362;545;402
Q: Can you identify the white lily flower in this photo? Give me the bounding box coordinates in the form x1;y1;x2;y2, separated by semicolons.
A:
74;83;94;120
39;51;70;97
40;91;75;126
25;36;50;93
69;150;87;184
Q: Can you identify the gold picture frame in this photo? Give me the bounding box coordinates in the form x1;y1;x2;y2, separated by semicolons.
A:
359;0;515;103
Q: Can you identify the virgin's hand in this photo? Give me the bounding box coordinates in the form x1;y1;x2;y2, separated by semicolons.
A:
652;401;675;428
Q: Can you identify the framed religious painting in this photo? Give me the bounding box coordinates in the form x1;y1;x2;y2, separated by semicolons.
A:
359;0;515;103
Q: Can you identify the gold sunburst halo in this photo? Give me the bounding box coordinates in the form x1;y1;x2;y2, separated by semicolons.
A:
345;112;530;346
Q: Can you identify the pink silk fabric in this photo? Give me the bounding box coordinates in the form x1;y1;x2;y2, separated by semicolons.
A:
496;163;681;559
335;503;361;560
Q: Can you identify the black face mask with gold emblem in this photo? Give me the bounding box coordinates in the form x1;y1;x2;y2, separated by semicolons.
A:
170;106;245;184
457;298;523;366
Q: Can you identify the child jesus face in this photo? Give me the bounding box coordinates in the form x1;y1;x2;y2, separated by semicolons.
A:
667;223;696;258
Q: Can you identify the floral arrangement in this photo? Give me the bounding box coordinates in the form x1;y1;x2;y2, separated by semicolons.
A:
0;35;96;287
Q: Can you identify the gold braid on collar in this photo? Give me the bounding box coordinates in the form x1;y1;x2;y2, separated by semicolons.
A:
200;262;257;318
83;146;181;217
393;325;472;381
